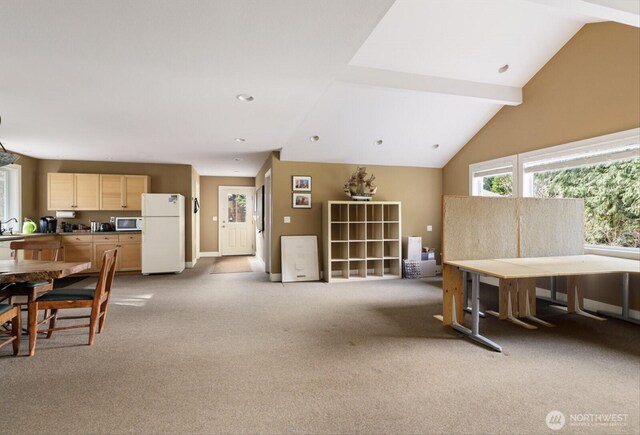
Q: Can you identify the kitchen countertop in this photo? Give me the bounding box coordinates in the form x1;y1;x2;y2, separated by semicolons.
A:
0;231;142;242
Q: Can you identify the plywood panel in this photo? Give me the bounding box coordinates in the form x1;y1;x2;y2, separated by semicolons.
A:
442;196;518;262
519;198;584;257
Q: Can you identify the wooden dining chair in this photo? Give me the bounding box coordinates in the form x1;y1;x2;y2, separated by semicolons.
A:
0;304;21;356
0;240;63;307
27;248;118;356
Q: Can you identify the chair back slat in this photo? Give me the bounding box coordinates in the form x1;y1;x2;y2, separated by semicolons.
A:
92;249;118;306
10;240;62;261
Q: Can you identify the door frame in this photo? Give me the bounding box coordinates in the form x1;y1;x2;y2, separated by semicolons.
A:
264;169;272;273
218;186;256;256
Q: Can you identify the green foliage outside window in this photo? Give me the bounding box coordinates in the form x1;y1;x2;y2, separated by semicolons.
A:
533;160;639;248
483;175;512;196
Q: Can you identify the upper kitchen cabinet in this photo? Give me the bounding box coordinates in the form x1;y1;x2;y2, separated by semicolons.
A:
99;175;149;210
47;173;100;210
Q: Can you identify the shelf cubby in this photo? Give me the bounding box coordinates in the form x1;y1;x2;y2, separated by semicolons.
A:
331;203;349;222
331;242;349;261
349;260;367;278
349;203;366;222
367;222;383;240
366;203;383;221
383;259;401;277
331;223;349;241
383;204;400;222
331;261;349;280
366;241;383;259
349;222;366;241
323;201;401;283
383;241;400;259
383;222;399;240
349;241;366;260
367;259;384;277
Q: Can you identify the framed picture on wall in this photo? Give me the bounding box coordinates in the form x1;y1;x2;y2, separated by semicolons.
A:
292;175;311;192
292;193;311;209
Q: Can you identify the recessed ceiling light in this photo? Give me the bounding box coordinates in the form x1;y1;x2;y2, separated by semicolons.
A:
432;144;440;149
309;135;320;142
236;94;254;102
235;137;246;142
498;64;509;73
374;139;383;146
234;157;242;161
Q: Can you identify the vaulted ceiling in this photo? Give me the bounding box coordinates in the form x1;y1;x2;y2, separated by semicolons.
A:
0;0;637;176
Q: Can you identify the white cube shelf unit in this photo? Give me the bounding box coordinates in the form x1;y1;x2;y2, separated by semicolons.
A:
323;201;402;282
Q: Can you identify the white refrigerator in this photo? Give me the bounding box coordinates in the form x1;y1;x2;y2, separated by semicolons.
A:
142;193;185;274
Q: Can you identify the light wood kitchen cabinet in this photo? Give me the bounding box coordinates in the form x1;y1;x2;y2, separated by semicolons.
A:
118;233;142;271
61;234;94;270
93;234;119;272
45;233;143;273
99;175;149;211
47;173;100;210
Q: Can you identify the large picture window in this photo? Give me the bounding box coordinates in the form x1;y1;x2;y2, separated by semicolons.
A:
470;129;640;251
0;164;21;228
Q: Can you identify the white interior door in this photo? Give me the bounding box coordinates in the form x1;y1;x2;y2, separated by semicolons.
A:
219;186;255;256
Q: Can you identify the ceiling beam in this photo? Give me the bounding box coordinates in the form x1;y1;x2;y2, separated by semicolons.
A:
527;0;639;27
337;66;522;106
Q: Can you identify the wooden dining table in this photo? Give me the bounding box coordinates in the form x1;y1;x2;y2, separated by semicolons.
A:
0;259;91;286
0;260;92;342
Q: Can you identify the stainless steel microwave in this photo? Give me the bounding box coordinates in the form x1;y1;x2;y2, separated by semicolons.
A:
114;217;143;231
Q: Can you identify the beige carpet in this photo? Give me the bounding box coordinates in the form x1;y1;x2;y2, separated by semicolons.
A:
1;260;639;434
210;255;253;273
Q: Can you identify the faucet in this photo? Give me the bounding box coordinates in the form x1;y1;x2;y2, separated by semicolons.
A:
0;218;18;236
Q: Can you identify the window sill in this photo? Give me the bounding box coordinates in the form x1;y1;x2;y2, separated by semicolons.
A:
584;245;640;261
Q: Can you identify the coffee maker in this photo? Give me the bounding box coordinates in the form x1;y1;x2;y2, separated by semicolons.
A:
39;216;58;233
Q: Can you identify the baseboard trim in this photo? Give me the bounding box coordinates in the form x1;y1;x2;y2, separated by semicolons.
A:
199;251;221;257
270;273;282;282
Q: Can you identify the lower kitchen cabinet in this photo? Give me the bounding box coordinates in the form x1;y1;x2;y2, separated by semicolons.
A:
61;235;93;268
118;234;142;271
61;233;141;273
93;234;119;273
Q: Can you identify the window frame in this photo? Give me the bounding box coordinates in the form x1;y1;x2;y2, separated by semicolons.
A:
0;164;22;229
468;154;518;197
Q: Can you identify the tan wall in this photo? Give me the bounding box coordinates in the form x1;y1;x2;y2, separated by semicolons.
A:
270;156;442;275
199;176;255;252
443;22;640;196
35;159;194;262
16;153;39;222
254;153;275;263
442;22;640;309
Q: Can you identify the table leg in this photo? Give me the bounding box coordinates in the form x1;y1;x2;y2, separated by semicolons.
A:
452;272;502;352
487;278;537;329
463;271;485;318
566;275;606;321
598;273;640;324
442;264;464;326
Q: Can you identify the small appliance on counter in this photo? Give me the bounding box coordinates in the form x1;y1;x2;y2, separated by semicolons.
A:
22;218;37;234
114;217;143;231
39;216;57;233
99;222;113;232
